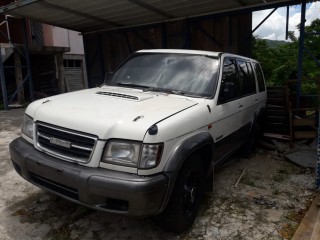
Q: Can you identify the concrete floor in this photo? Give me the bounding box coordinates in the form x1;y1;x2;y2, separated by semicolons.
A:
0;108;316;240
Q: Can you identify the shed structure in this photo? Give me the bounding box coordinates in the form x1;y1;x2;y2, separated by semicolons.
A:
0;0;310;88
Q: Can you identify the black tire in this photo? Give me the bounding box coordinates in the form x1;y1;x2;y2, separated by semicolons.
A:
154;154;205;233
240;122;260;158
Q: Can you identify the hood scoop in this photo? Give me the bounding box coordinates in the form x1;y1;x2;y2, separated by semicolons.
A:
96;91;139;100
96;90;155;101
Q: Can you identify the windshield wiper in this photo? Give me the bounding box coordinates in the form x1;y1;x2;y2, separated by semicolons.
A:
143;87;171;93
115;82;150;89
171;90;186;95
143;87;186;96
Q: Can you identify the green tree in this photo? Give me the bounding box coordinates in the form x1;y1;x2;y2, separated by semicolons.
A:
252;18;320;87
252;37;298;86
304;18;320;79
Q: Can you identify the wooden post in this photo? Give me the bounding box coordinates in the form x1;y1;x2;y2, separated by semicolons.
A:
55;53;65;93
317;78;320;189
14;49;25;104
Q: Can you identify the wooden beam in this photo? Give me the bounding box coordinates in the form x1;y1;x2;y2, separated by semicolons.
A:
292;193;320;240
14;49;25;104
55;53;65;93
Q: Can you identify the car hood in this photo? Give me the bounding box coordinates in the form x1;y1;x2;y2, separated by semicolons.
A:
29;86;199;140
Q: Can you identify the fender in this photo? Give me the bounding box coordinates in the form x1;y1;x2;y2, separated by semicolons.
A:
159;132;214;212
163;132;214;172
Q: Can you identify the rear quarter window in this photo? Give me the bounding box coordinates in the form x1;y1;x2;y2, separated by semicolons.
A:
253;63;266;92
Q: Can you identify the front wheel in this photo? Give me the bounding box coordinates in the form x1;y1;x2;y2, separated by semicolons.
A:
154;154;205;233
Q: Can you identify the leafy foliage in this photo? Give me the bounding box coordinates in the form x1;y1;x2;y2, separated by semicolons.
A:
252;18;320;87
252;37;298;86
304;18;320;79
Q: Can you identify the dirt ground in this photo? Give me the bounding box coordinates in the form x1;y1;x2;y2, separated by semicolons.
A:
0;108;316;240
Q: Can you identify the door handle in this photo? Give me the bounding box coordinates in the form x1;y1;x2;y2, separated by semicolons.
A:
239;104;243;108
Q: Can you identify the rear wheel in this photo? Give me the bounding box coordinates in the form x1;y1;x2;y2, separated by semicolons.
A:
240;122;261;157
154;154;205;233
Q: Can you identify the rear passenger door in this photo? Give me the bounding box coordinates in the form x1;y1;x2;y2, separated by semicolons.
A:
237;59;258;128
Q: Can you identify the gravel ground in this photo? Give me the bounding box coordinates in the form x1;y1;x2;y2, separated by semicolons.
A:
0;108;316;240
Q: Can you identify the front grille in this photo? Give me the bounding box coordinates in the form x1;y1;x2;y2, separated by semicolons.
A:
36;123;97;163
31;173;79;200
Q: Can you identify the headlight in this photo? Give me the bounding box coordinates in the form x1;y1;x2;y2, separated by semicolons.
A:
102;141;163;169
21;114;34;139
139;144;163;169
102;141;140;167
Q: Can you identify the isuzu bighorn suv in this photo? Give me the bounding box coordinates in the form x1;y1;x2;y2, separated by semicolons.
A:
10;49;266;233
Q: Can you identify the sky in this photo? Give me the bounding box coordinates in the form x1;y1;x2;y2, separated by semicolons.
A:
252;1;320;40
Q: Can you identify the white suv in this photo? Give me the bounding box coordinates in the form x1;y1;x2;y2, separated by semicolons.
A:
10;49;266;233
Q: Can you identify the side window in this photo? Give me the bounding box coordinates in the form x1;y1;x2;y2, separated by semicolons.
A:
253;63;266;92
218;58;240;104
238;59;256;96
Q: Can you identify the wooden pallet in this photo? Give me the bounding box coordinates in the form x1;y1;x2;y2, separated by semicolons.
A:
292;192;320;240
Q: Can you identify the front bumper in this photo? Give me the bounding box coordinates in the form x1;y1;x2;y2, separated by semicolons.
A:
9;137;168;216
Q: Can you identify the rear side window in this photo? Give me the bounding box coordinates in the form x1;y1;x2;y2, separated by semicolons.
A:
238;60;256;96
253;63;266;92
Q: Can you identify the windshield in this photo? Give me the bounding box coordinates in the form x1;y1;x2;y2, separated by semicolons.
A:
109;53;220;97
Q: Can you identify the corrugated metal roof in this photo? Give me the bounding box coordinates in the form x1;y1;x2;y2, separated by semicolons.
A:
0;0;306;33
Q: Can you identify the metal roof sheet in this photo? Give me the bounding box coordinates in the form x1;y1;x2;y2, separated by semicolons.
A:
0;0;307;33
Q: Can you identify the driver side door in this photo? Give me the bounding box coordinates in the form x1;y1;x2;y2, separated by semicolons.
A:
211;57;244;163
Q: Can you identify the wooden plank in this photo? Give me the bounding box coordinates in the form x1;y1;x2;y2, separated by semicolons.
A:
264;122;290;128
293;118;315;126
292;193;320;240
56;53;65;93
267;89;286;98
265;109;288;116
264;125;290;133
266;104;287;110
267;98;286;106
14;50;25;104
311;209;320;240
294;131;317;139
263;133;290;140
267;86;285;91
265;116;289;123
291;108;317;111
